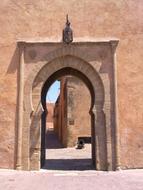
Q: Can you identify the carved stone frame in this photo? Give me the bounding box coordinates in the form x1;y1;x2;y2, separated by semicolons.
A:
16;40;119;171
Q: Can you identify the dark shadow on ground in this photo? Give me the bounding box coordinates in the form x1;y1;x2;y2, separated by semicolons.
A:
45;130;64;149
42;158;94;170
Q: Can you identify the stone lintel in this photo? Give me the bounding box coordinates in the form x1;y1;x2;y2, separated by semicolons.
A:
17;38;119;46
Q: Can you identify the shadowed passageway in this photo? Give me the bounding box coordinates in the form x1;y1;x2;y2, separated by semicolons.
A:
42;130;93;171
45;130;64;149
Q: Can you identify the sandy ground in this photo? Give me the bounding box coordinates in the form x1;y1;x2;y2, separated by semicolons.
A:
0;169;143;190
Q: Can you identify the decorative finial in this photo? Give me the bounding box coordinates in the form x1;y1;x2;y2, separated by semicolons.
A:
63;14;73;44
66;14;70;25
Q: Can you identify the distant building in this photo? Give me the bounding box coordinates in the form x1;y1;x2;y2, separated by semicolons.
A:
46;103;55;130
53;76;91;147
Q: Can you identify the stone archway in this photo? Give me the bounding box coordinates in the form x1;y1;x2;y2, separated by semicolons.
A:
40;67;96;168
16;40;119;171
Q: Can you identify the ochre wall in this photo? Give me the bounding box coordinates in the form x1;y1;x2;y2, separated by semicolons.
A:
0;0;143;169
54;78;67;145
66;76;91;147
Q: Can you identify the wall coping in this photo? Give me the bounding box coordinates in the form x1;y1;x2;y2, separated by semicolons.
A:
17;38;119;44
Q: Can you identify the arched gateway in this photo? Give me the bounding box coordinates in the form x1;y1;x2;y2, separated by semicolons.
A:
16;40;119;171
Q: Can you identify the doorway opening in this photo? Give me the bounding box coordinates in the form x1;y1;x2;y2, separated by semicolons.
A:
40;69;95;171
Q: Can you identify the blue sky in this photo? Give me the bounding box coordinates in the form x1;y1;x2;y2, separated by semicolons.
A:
46;80;60;103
